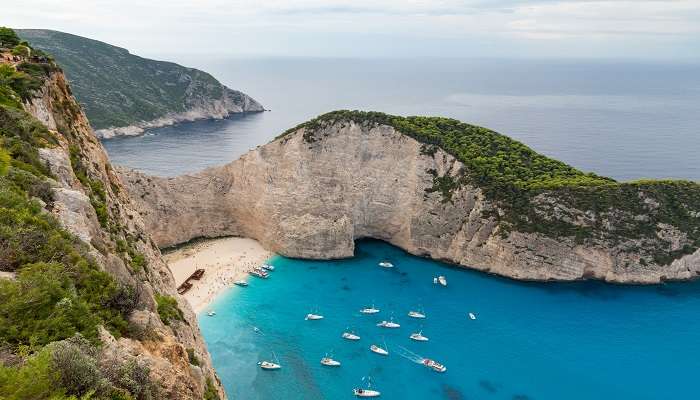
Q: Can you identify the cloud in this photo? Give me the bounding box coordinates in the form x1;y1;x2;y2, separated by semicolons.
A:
1;0;699;59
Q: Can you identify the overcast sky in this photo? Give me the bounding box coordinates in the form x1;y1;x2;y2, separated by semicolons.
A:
3;0;700;60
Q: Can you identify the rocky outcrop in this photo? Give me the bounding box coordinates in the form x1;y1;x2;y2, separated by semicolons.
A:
24;60;225;398
121;120;700;284
94;88;264;139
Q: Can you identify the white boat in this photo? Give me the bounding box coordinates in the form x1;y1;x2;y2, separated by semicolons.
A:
378;261;394;268
436;275;447;286
258;352;281;370
305;313;324;320
407;310;426;319
468;312;477;320
422;358;446;373
261;264;275;271
360;304;380;314
249;269;268;279
320;353;341;367
207;310;216;316
370;344;389;356
409;330;429;342
234;280;248;287
353;377;381;397
377;317;400;329
342;330;361;341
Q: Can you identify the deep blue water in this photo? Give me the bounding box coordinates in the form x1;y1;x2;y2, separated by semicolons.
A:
199;240;700;400
103;58;700;181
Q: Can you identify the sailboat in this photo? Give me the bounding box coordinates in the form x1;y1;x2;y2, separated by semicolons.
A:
353;376;381;397
409;330;429;342
370;338;389;356
407;306;426;319
377;315;400;328
360;303;380;314
342;328;361;340
258;352;281;370
320;352;341;367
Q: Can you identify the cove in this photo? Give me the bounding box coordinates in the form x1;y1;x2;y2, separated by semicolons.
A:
198;239;700;399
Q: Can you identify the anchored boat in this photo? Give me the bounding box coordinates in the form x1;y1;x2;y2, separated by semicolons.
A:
353;377;381;398
409;330;429;342
378;261;394;268
433;275;447;286
320;353;341;367
342;329;361;340
408;308;426;319
377;317;400;329
234;280;248;287
360;304;380;314
258;352;281;370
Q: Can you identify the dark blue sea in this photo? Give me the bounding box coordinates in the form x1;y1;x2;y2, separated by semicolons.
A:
199;240;700;400
101;58;700;399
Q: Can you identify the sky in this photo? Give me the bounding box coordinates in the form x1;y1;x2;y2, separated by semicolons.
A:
3;0;700;60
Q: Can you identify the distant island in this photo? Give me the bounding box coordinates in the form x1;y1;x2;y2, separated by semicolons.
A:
17;29;264;138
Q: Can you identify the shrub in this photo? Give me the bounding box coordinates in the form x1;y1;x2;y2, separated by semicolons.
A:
0;345;61;399
204;377;220;400
0;27;20;48
155;294;183;325
186;347;200;366
49;335;103;397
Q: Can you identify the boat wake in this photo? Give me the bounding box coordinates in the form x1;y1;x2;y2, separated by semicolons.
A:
395;346;424;364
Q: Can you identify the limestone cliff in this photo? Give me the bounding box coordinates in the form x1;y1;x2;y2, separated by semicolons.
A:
1;44;225;398
121;113;700;284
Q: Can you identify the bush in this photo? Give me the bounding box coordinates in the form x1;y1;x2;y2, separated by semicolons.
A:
186;347;200;366
49;335;103;397
204;377;220;400
0;346;61;399
103;359;156;400
0;27;20;48
155;294;183;325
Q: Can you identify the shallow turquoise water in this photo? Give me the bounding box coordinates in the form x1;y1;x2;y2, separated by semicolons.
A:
198;240;700;400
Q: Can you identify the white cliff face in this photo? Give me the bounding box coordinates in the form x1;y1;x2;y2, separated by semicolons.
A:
95;88;264;139
27;68;226;399
121;121;700;284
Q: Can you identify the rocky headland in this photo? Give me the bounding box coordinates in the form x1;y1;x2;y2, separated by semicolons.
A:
121;111;700;284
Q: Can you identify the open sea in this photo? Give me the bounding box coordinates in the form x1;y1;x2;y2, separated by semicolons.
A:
199;240;700;400
100;58;700;399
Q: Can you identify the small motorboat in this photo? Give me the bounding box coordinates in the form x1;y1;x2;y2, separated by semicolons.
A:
258;352;281;370
360;304;380;314
249;269;268;279
207;310;216;317
320;353;341;367
377;317;400;329
468;312;477;320
407;310;426;319
342;330;361;341
378;261;394;268
305;313;324;321
261;264;275;271
353;377;381;397
409;330;429;342
422;358;447;373
234;280;248;287
435;275;447;286
370;344;388;356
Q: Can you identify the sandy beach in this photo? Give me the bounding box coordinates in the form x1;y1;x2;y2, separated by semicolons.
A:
163;237;273;313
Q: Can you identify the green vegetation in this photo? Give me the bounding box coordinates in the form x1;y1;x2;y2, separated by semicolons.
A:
0;335;157;400
186;347;200;366
0;27;21;48
203;377;221;400
155;294;183;325
16;29;261;131
285;110;700;263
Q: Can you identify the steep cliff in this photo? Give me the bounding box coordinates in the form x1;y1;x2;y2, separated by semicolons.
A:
1;29;224;399
17;29;264;138
121;111;700;284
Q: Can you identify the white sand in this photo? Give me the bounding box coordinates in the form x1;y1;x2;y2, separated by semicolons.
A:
164;237;273;313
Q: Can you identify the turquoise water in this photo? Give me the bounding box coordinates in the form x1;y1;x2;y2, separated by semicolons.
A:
199;240;700;400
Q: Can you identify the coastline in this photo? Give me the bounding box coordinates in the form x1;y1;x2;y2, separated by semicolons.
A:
163;237;273;313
